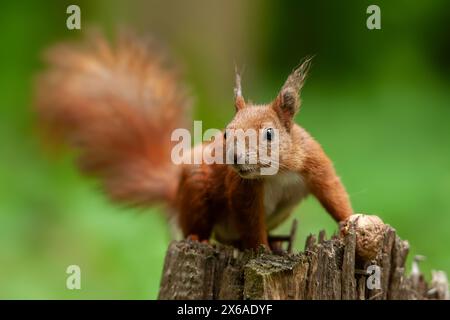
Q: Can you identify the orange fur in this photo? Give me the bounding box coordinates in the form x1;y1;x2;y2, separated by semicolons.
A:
35;32;189;207
35;34;352;250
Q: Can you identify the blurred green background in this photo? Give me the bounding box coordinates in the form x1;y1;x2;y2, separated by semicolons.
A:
0;0;449;299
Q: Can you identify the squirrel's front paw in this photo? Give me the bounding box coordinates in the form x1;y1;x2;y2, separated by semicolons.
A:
186;234;199;242
186;234;210;244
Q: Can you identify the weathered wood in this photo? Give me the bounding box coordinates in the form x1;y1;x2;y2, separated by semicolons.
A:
357;274;366;300
341;224;357;300
429;271;450;300
367;226;396;300
388;235;410;299
158;225;448;300
243;254;309;299
304;234;316;252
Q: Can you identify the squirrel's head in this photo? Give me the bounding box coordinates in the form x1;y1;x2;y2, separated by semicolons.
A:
224;58;312;178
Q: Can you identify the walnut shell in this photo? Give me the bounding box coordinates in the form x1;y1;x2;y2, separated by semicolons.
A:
340;214;386;261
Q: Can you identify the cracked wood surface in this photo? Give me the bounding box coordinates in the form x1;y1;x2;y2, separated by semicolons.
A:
158;224;448;300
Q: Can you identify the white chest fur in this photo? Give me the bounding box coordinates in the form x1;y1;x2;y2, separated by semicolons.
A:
263;172;309;230
213;171;309;243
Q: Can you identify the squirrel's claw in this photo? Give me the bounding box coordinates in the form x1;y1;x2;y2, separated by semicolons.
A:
186;234;200;242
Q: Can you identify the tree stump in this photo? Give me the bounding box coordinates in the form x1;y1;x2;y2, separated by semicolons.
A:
158;223;449;300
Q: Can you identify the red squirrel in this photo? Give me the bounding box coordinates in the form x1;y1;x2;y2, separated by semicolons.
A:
35;32;353;250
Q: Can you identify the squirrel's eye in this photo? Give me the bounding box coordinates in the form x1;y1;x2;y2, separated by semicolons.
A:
265;128;274;141
223;131;227;140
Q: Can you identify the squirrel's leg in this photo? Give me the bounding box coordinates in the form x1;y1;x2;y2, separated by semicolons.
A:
176;167;215;241
228;177;269;249
302;142;353;222
179;203;214;241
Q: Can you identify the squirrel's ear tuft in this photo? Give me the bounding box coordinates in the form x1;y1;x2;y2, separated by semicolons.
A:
234;66;246;111
273;57;313;128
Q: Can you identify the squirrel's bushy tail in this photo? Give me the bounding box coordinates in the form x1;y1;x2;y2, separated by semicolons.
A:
35;32;190;208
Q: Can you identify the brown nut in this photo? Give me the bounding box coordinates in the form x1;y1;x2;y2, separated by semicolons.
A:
340;214;386;261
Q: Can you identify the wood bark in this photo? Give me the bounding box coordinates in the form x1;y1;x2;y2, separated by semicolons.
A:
158;224;448;300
